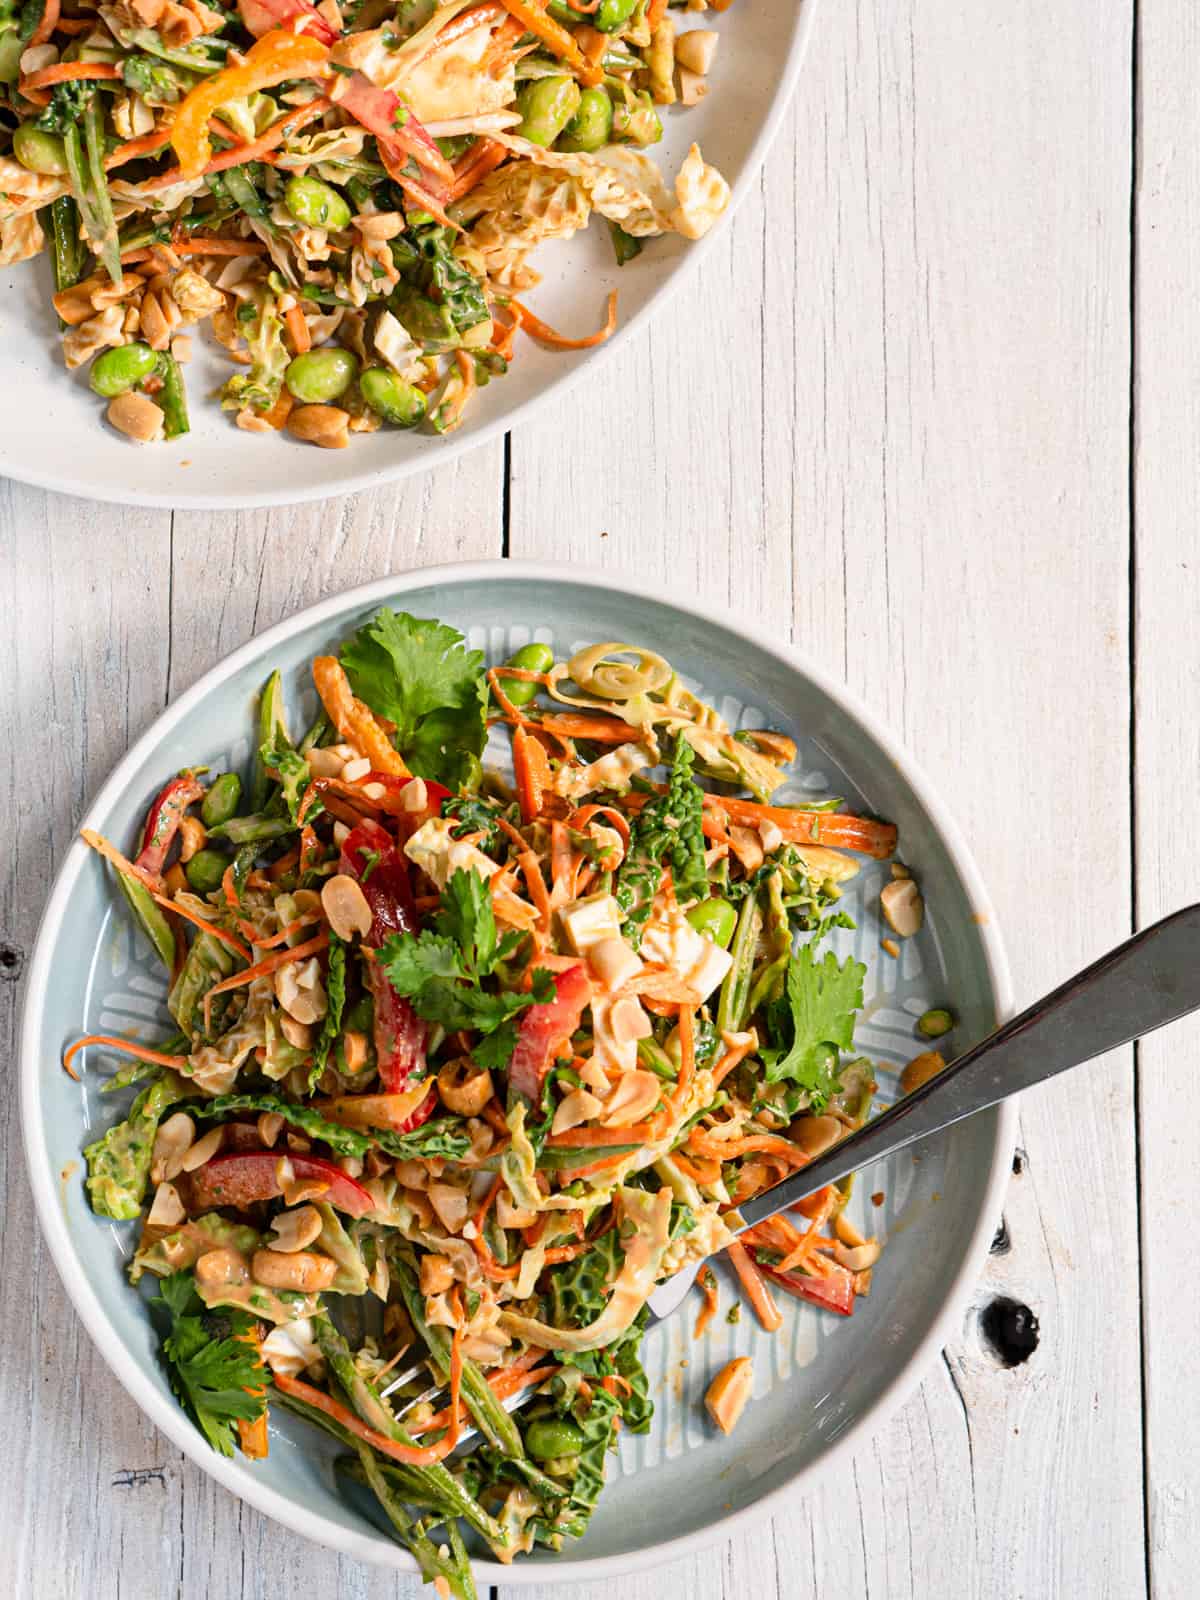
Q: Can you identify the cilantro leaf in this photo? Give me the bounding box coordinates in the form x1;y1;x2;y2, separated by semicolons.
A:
761;943;866;1103
339;609;487;789
152;1271;266;1457
261;740;320;824
471;1019;522;1072
376;870;545;1053
311;930;346;1084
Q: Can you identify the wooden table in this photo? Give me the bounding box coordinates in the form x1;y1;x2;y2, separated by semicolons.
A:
3;0;1193;1594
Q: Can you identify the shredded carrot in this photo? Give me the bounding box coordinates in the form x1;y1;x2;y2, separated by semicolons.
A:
547;1120;657;1148
20;59;120;101
314;655;409;778
496;0;601;81
80;828;252;960
447;1288;465;1446
447;135;507;202
563;1150;631;1181
411;1358;558;1436
470;1176;521;1279
534;712;631;742
726;1239;783;1332
775;1187;839;1274
482;12;524;74
284;302;311;354
236;1326;270;1459
144;99;330;193
645;0;667;23
568;803;630;852
713;1032;759;1086
202;928;329;1034
105;129;174;169
512;724;550;824
512;291;617;351
687;1128;809;1166
63;1034;188;1081
268;846;301;880
175;238;269;257
487;666;535;727
672;1150;722;1185
693;1264;719;1339
622;789;897;857
274;1372;458;1464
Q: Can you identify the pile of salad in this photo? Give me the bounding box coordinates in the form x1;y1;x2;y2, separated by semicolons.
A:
0;0;732;448
72;614;913;1593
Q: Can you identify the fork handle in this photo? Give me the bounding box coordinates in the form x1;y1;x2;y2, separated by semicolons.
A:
735;902;1200;1232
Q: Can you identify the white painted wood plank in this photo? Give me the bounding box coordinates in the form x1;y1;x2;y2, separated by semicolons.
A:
1133;4;1200;1596
507;3;1139;1600
0;483;182;1600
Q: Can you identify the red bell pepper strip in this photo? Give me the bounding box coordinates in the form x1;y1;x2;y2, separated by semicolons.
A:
757;1258;857;1316
344;773;450;839
237;0;340;43
507;963;590;1103
135;774;204;877
339;819;428;1092
339;818;418;943
186;1150;375;1217
336;71;455;220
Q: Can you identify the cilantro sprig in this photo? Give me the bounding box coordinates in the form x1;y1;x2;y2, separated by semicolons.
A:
261;740;320;824
339;609;487;789
377;869;551;1069
152;1271;267;1457
761;942;867;1105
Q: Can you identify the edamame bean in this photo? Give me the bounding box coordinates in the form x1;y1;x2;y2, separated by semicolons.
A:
0;32;23;84
686;897;738;949
917;1007;955;1039
558;86;613;153
285;348;358;403
516;76;582;148
359;366;428;428
500;641;555;707
89;343;159;398
525;1418;584;1460
185;848;231;896
13;122;68;175
283;174;351;230
594;0;637;31
201;772;242;829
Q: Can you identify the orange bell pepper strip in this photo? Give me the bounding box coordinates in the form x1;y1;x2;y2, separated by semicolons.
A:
169;30;330;180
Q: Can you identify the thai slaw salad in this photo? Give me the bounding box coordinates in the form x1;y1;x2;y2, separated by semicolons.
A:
70;616;933;1592
0;0;732;448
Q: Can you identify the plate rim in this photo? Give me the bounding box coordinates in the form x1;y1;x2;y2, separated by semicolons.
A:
0;0;821;511
20;558;1016;1582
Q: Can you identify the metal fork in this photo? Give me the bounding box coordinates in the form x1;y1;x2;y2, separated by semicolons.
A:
383;904;1200;1428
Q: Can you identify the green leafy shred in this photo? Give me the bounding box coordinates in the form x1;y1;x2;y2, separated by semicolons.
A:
761;942;867;1104
339;609;487;788
152;1271;267;1457
85;1071;191;1220
311;930;346;1083
261;740;320;825
377;868;551;1064
35;79;92;133
195;1090;470;1161
615;736;706;947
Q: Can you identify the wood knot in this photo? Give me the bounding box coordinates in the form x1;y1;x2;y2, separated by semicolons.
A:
0;942;24;982
981;1296;1039;1367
